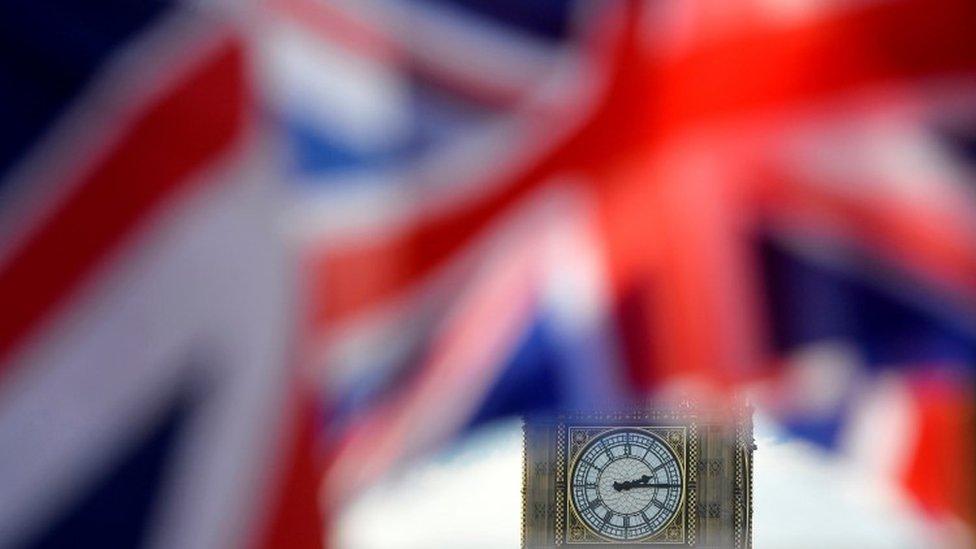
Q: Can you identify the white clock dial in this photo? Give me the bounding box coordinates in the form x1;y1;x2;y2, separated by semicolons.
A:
569;429;683;541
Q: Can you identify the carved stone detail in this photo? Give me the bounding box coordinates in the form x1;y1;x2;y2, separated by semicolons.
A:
523;402;752;548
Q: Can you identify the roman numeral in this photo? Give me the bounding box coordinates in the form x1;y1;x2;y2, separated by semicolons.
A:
651;498;665;510
623;516;630;529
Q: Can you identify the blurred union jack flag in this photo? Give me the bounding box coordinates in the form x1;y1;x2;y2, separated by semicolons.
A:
264;0;976;538
3;0;976;547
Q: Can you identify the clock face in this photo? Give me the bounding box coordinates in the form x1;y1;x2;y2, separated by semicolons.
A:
569;428;683;541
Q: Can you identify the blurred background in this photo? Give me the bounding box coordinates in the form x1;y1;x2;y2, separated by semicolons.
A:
1;0;974;547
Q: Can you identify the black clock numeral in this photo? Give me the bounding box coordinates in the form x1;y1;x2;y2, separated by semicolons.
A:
651;498;665;510
588;499;601;511
623;516;630;529
603;509;613;524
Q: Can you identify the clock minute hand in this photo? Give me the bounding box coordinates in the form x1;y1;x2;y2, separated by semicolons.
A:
613;476;680;492
613;475;649;492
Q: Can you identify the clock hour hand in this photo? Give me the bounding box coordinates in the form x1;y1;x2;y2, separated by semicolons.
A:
613;475;679;492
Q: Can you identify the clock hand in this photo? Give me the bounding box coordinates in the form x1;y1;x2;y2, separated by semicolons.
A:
614;482;680;492
612;476;680;492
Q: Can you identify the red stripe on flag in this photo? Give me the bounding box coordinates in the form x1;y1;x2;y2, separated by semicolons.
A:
903;371;975;526
256;386;326;549
0;40;249;373
654;0;976;131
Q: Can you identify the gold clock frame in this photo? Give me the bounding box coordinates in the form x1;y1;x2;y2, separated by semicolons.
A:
563;425;690;545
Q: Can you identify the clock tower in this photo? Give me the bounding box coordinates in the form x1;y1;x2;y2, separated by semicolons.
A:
522;402;754;548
